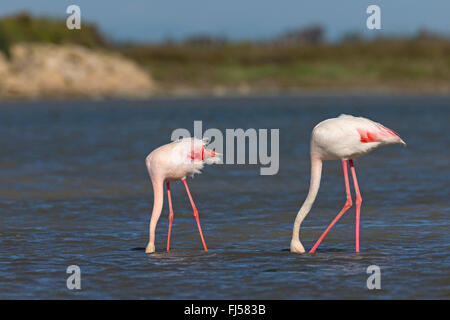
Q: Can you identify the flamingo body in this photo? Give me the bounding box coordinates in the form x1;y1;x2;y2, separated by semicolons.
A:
145;137;220;254
291;114;405;254
146;137;218;182
311;114;405;161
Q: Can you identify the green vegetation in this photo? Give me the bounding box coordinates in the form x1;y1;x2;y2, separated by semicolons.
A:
120;38;450;93
0;24;11;58
1;13;450;94
0;12;107;57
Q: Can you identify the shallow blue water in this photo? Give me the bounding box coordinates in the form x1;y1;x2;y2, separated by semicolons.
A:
0;95;449;299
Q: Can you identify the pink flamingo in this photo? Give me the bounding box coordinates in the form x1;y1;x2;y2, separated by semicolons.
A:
290;114;406;254
145;137;220;254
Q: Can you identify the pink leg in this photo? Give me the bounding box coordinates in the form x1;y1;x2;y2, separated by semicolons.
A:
309;160;353;253
166;181;174;252
182;179;208;252
349;159;362;253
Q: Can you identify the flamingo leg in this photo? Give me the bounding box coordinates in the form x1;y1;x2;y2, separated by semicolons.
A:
349;159;362;253
182;178;208;252
309;160;353;253
166;181;174;252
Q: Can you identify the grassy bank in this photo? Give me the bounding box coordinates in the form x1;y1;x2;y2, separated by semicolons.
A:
120;39;450;94
0;13;106;52
1;13;450;95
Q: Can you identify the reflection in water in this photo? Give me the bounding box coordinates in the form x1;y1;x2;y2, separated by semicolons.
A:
0;96;449;299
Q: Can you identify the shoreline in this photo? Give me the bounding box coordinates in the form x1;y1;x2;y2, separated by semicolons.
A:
1;90;450;105
2;80;450;102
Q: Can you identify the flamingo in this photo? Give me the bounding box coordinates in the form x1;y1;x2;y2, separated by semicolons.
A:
290;114;406;254
145;137;220;254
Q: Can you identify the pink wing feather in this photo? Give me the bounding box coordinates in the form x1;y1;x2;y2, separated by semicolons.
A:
357;125;401;143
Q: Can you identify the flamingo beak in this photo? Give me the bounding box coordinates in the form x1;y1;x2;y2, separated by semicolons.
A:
201;148;217;159
211;150;223;157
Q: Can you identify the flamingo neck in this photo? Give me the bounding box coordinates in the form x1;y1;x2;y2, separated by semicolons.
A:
149;177;164;245
292;156;322;247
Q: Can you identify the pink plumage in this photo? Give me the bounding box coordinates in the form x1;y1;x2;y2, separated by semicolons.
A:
144;137;221;254
310;114;405;161
291;114;405;254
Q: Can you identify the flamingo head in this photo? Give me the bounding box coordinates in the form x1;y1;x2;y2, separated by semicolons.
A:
202;147;222;164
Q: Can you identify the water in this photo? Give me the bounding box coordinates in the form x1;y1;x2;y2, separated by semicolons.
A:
0;95;449;299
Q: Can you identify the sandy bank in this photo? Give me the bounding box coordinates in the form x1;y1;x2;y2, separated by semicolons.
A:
0;43;155;100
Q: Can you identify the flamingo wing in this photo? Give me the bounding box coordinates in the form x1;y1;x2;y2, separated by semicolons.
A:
356;125;400;143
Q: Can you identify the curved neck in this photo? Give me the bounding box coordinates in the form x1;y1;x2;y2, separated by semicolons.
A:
292;156;322;242
149;177;164;245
